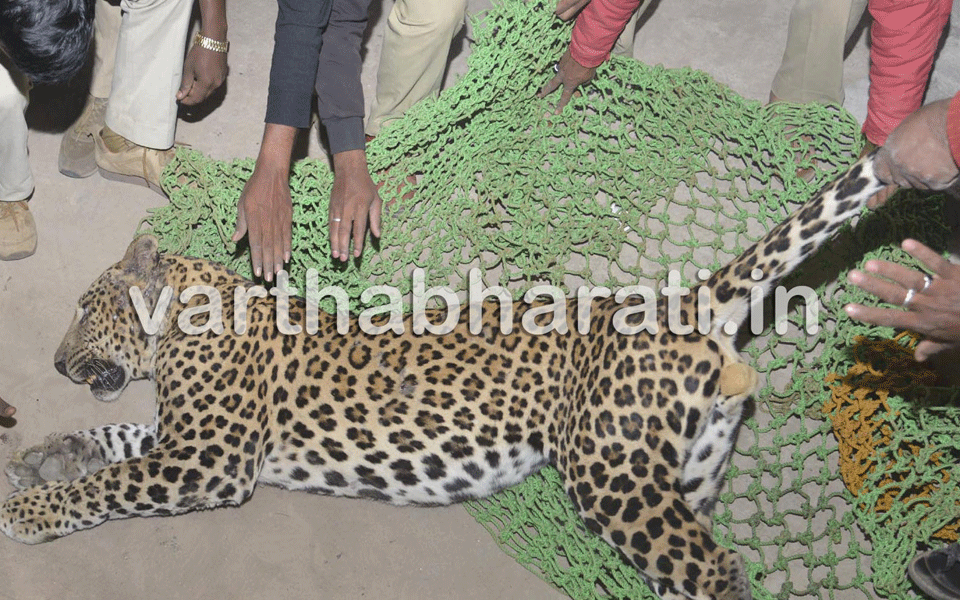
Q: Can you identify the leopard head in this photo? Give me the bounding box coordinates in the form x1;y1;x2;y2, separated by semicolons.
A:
54;235;170;401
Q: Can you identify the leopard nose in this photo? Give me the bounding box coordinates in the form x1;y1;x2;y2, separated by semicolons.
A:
54;358;68;377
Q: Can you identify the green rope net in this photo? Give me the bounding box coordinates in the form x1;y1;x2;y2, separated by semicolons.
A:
143;1;960;598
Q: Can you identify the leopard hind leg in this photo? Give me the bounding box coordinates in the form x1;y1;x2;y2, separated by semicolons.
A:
680;365;755;525
561;433;751;599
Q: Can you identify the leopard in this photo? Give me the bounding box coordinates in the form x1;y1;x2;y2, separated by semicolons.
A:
0;154;886;600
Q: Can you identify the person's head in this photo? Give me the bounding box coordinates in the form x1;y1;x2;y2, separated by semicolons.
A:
0;0;94;84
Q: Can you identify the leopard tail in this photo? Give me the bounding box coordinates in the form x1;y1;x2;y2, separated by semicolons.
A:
702;152;885;335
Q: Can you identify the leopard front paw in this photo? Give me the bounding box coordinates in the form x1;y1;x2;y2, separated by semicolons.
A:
5;434;106;490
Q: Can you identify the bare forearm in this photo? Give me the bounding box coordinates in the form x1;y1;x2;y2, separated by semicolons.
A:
256;124;298;175
332;148;366;174
198;0;228;41
233;124;298;281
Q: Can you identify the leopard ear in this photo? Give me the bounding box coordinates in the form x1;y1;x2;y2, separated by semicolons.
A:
120;235;161;278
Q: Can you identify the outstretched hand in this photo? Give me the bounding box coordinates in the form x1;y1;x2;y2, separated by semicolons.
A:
538;48;597;114
869;98;959;209
329;149;382;262
232;164;292;282
845;239;960;362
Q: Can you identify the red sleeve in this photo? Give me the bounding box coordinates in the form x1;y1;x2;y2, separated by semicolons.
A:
569;0;643;68
861;0;951;145
948;91;960;166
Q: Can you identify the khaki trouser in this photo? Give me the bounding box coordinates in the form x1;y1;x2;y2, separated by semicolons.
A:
366;0;644;137
0;56;33;203
771;0;869;104
91;0;122;99
367;0;469;136
613;1;644;58
95;0;194;149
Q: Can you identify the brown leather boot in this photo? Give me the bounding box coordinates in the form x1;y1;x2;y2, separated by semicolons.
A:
59;95;108;179
95;125;176;195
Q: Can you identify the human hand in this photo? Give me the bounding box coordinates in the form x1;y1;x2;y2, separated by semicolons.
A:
232;163;292;282
0;394;15;418
555;0;591;20
330;149;382;262
869;98;959;209
177;44;228;105
845;239;960;362
538;48;597;114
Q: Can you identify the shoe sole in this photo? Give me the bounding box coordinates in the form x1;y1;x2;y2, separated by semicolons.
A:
59;165;98;179
908;550;960;600
0;249;35;261
0;240;37;261
59;143;98;179
98;167;166;197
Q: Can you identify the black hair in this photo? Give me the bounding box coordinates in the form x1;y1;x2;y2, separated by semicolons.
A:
0;0;94;84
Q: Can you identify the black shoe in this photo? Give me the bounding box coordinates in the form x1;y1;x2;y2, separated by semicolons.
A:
909;542;960;599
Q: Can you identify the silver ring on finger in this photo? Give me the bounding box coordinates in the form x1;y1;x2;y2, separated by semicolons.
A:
553;63;560;73
921;273;933;292
332;217;342;222
902;287;917;308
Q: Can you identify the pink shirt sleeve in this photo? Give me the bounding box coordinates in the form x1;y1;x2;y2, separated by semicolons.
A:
861;0;952;145
569;0;643;68
948;92;960;166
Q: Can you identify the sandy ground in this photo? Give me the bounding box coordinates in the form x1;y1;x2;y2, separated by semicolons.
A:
0;0;954;598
